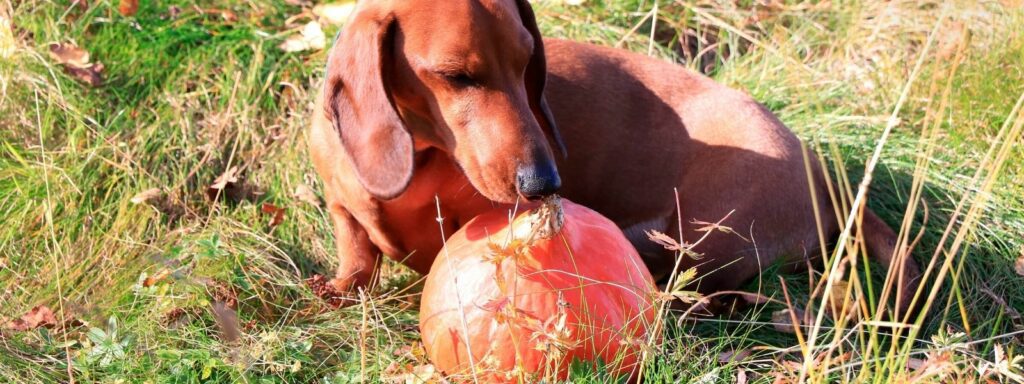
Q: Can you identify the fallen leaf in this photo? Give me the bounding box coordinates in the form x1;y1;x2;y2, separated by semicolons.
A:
261;203;286;227
771;308;806;334
118;0;138;16
312;2;356;25
393;344;413;357
409;364;437;383
211;301;240;343
48;43;103;86
143;269;171;287
718;348;752;363
130;188;162;205
48;42;90;67
206;166;261;202
200;8;238;23
292;184;320;207
0;14;16;59
383;361;439;384
907;357;926;370
210;166;239;191
279;21;326;52
825;279;859;322
161;307;189;327
6;305;57;331
64;62;104;87
208;281;238;309
167;5;182;19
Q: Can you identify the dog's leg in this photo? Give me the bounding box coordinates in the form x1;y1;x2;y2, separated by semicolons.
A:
860;207;923;321
327;205;381;305
621;216;677;283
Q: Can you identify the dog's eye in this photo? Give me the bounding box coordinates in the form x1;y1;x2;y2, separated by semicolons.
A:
442;72;476;87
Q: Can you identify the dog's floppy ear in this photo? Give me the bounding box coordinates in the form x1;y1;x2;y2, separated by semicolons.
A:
323;9;412;200
514;0;567;158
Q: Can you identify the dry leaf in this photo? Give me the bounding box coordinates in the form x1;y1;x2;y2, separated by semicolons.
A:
48;42;90;67
646;230;702;259
161;307;188;327
130;188;162;205
736;368;748;384
65;62;104;87
409;364;438;383
718;348;752;363
292;184;320;207
312;2;356;26
825;279;859;322
771;308;806;334
0;14;16;59
211;301;240;343
200;8;237;22
48;43;103;86
646;230;684;251
692;218;748;241
384;362;438;384
907;357;927;370
1014;247;1024;276
143;269;171;287
279;21;326;52
206;166;261;202
261;203;285;227
210;166;239;190
166;5;182;19
6;305;57;331
118;0;138;16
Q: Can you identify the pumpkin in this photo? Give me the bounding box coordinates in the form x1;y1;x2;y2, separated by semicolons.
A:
419;198;659;383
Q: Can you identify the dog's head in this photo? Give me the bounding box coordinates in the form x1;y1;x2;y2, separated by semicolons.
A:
322;0;564;202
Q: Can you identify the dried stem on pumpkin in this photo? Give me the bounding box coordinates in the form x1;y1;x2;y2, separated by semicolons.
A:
481;195;571;380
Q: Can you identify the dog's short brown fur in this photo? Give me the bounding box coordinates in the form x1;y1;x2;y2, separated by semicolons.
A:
309;0;922;317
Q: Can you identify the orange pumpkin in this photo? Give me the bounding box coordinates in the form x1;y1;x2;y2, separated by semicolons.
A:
419;198;659;383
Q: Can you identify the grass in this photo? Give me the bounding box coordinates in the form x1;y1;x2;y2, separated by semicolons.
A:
2;0;1023;382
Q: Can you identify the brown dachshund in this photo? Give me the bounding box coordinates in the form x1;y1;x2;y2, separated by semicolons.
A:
308;0;922;317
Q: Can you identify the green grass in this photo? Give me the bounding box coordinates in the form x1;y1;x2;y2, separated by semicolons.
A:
2;0;1023;382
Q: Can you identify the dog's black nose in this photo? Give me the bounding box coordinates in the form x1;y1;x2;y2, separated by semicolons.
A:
516;162;561;200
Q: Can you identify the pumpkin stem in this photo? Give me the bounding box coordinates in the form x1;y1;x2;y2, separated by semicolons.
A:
527;195;564;241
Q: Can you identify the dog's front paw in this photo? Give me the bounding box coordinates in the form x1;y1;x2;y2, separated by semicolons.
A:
306;274;361;308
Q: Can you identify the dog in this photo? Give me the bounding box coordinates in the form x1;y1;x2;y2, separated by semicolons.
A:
308;0;922;318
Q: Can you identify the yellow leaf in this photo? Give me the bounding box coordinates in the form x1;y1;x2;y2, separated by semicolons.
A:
313;2;356;26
